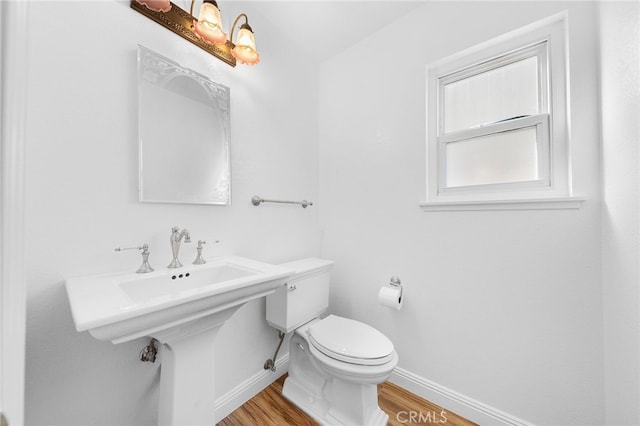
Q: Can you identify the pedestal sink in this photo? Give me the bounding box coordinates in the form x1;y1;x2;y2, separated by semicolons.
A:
65;256;292;425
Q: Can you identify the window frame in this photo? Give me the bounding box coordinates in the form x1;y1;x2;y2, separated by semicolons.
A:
424;12;577;209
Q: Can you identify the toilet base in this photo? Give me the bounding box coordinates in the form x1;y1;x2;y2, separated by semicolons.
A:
283;374;389;426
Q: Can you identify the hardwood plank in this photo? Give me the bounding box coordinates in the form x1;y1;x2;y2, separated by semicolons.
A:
217;374;477;426
379;381;477;426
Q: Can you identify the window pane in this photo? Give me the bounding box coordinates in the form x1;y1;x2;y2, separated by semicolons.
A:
443;56;539;133
445;127;538;188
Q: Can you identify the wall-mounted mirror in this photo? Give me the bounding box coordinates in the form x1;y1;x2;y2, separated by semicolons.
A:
137;45;231;205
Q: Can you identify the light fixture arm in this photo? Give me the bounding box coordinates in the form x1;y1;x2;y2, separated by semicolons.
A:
230;13;250;43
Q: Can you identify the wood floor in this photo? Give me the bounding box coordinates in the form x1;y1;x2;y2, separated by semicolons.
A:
217;374;477;426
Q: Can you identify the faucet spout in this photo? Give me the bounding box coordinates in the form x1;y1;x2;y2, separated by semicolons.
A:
177;229;191;243
168;227;191;268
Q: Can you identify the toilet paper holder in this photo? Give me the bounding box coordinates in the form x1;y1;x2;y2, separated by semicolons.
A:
389;276;403;302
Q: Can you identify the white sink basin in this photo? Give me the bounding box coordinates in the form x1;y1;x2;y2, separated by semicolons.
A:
65;255;292;343
118;262;257;304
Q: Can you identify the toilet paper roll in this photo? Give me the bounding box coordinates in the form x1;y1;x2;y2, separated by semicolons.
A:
378;285;403;310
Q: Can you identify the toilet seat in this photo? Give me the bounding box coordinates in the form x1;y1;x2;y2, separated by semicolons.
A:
308;315;395;366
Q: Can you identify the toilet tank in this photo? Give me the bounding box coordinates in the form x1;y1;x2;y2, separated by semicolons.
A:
266;258;334;333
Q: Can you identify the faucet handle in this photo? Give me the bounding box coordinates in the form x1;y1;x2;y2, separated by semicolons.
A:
192;240;219;265
197;239;219;247
115;245;144;252
115;243;154;274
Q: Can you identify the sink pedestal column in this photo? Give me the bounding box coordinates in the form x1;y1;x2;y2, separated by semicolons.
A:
151;309;238;426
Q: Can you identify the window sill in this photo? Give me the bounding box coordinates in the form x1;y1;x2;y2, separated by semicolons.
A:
419;197;585;212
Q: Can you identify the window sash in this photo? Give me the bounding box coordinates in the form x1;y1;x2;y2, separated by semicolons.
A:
437;41;549;138
437;114;550;193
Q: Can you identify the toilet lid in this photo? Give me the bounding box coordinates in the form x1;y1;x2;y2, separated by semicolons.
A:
308;315;394;366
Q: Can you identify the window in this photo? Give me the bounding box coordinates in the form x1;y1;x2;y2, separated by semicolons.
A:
423;13;581;210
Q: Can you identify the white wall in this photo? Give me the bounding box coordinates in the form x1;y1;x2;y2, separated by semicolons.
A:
319;2;603;425
23;1;320;425
599;2;640;425
21;1;640;425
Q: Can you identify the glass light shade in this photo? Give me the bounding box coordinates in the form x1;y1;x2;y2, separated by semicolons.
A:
193;1;227;45
231;27;260;65
136;0;171;13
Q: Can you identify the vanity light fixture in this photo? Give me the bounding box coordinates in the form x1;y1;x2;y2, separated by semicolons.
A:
130;0;260;67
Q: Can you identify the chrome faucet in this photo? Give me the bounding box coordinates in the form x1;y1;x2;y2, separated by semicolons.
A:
168;226;191;268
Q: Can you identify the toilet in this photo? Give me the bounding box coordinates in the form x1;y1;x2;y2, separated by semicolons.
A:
266;258;398;426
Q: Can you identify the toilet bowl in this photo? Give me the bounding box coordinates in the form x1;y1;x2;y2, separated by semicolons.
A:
266;258;398;426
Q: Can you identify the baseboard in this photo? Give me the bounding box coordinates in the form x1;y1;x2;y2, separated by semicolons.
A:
389;367;534;426
214;354;289;422
213;357;533;426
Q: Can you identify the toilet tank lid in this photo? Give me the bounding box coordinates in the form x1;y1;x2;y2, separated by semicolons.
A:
308;315;394;361
279;258;334;277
